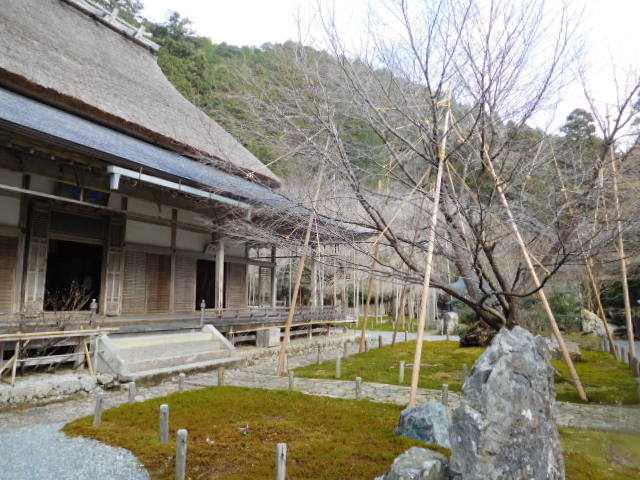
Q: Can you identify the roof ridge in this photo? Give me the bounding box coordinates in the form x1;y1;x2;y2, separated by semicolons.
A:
60;0;160;53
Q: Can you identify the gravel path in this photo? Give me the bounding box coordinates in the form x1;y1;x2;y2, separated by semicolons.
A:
0;423;148;480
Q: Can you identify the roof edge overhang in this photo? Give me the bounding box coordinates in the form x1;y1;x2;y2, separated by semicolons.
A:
0;86;286;208
0;69;281;190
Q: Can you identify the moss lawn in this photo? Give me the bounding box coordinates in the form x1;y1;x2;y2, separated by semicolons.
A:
295;340;640;404
63;387;640;479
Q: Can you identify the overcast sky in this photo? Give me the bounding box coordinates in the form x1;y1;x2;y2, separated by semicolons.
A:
142;0;640;132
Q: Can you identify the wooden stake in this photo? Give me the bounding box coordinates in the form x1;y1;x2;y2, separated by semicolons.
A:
93;393;104;427
336;355;341;379
276;443;287;480
355;376;362;399
399;361;405;384
217;367;225;386
276;169;325;376
128;381;136;404
176;429;188;480
160;404;169;443
288;370;294;390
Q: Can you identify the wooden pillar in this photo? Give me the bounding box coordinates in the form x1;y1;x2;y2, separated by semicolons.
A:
310;252;318;307
169;208;177;313
270;246;277;308
23;203;50;314
13;174;29;312
215;239;225;309
288;251;292;306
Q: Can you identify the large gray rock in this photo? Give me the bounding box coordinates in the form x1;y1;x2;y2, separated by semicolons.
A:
395;402;451;448
441;312;459;335
377;447;449;480
581;309;606;337
544;337;582;362
450;326;565;480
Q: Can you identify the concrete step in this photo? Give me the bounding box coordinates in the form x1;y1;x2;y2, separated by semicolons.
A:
126;355;246;382
126;349;231;373
111;331;216;349
117;340;227;361
97;326;239;381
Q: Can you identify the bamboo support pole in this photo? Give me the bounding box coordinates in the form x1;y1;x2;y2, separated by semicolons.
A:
391;283;409;347
551;153;618;356
584;262;618;357
276;169;324;376
359;246;379;353
82;337;94;376
408;107;449;406
610;150;637;364
483;150;588;401
10;340;20;386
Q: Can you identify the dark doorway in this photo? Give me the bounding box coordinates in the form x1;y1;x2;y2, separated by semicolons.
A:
196;259;216;309
44;240;103;311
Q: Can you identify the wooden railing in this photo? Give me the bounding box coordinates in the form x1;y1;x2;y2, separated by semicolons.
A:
0;305;352;335
200;305;347;328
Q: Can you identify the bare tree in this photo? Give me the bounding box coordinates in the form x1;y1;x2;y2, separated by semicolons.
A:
215;0;640;399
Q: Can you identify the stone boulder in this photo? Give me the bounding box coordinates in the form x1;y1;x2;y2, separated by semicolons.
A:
442;312;459;335
544;337;582;362
449;326;565;480
376;447;449;480
581;309;606;337
395;402;451;448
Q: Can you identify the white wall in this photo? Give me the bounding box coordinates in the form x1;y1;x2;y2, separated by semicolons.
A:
107;192;122;210
225;240;246;257
0;168;22;187
125;219;171;248
0;195;20;227
176;229;211;252
127;197;173;219
178;208;210;227
30;174;56;194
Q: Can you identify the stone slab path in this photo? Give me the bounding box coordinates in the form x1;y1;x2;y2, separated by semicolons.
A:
1;330;638;435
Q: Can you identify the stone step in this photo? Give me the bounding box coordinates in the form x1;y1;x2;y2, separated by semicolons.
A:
126;349;232;373
117;339;227;361
111;331;215;349
126;355;246;382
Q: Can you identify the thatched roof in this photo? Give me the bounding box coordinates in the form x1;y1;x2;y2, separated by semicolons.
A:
0;0;280;187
